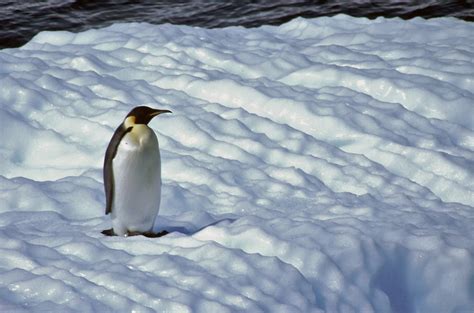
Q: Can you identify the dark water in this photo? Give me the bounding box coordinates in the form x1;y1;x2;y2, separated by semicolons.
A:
1;0;473;49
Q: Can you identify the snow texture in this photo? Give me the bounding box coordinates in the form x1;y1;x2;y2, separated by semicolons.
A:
0;15;473;313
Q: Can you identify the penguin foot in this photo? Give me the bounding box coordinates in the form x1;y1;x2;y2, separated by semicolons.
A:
143;230;169;238
101;228;116;236
101;228;169;238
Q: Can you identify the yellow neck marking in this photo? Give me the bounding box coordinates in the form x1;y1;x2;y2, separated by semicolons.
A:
124;116;136;128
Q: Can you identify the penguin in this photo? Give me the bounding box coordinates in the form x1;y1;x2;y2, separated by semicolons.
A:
101;106;171;237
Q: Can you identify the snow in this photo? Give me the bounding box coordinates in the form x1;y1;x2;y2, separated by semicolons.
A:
0;14;473;313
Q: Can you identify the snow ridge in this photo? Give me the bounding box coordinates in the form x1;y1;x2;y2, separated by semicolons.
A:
0;15;473;313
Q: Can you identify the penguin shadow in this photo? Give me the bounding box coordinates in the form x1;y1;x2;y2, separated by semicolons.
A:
101;218;236;238
165;218;236;235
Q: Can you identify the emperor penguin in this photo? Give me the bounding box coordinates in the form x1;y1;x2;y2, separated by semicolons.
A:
102;106;171;237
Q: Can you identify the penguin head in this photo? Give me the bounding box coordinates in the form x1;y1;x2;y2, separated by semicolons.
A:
125;106;172;125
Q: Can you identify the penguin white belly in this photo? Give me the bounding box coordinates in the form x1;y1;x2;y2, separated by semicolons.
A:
111;125;161;236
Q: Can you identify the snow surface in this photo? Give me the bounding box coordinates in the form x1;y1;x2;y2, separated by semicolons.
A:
0;15;473;313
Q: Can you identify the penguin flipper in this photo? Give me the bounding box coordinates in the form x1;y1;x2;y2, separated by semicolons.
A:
104;124;133;214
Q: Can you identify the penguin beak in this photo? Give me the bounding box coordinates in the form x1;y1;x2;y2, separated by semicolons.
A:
150;109;172;117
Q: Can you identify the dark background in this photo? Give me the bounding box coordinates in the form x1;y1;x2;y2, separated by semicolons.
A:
1;0;473;49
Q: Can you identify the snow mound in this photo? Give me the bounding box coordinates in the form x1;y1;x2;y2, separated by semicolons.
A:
0;15;473;313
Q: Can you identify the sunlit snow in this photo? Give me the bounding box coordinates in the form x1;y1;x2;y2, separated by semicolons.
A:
0;15;473;313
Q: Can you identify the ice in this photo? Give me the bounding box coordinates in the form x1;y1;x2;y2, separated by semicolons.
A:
0;15;473;313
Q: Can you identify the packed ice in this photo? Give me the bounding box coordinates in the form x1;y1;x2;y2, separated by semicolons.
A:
0;15;473;313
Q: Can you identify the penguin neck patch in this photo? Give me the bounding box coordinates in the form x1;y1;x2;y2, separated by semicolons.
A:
124;116;136;128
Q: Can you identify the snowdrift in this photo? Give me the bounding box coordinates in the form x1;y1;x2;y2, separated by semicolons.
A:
0;15;473;313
